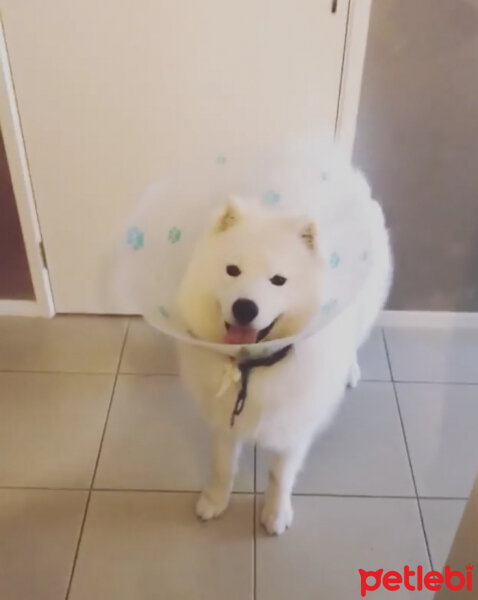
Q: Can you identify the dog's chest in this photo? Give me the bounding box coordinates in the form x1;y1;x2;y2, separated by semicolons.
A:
178;342;345;448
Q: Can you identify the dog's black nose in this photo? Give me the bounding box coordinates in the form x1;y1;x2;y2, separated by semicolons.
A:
232;298;258;325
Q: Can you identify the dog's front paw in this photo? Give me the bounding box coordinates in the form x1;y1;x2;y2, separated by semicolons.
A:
261;500;293;535
196;489;230;521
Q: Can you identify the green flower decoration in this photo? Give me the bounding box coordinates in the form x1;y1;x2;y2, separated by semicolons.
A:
126;226;144;250
216;154;227;165
329;252;340;269
158;305;169;319
168;227;182;244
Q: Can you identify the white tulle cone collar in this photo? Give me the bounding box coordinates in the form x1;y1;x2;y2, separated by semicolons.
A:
120;139;375;359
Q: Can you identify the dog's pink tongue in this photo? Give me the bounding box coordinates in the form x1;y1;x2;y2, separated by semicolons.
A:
224;326;258;345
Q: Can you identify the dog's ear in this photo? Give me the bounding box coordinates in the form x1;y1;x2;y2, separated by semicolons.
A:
286;216;318;252
213;197;243;233
300;221;316;251
289;218;316;252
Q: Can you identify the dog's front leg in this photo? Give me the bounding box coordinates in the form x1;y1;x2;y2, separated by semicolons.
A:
196;431;242;520
261;441;310;535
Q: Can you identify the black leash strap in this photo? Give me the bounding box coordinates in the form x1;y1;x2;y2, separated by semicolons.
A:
230;344;293;427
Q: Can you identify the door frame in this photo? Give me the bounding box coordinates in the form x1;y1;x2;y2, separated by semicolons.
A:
335;0;372;156
0;18;54;316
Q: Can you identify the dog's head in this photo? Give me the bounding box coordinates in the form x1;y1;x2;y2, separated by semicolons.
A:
178;198;323;344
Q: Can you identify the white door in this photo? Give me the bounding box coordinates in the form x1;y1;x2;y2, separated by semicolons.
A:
0;22;54;317
2;0;349;313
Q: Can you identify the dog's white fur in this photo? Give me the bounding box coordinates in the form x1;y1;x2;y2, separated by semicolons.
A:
177;165;392;535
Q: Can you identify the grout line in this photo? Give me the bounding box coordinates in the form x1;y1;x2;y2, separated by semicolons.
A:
1;367;476;386
384;379;478;386
382;329;434;570
118;371;179;377
0;370;123;375
291;492;417;499
0;484;468;501
64;320;131;600
0;486;91;492
381;327;394;381
381;327;393;379
90;319;131;489
0;369;176;377
0;368;418;383
419;496;469;502
0;368;393;382
253;446;257;600
64;492;93;600
92;488;254;495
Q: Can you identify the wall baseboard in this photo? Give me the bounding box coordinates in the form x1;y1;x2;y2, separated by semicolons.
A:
379;310;478;329
0;300;48;317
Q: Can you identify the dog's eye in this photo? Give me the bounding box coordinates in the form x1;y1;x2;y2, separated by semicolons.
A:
270;275;287;286
226;264;241;277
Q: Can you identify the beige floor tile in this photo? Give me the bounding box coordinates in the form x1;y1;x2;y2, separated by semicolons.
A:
0;315;127;373
359;327;391;381
0;489;87;600
397;383;478;498
421;499;466;572
95;375;254;491
120;317;179;374
257;382;414;496
69;491;253;600
256;496;431;599
0;373;113;487
384;327;478;383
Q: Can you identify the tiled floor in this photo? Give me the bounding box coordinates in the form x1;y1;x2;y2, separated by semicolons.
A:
0;316;475;599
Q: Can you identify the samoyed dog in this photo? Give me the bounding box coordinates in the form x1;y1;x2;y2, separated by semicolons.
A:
177;165;392;535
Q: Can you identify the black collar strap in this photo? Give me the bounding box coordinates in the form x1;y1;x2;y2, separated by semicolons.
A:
230;344;293;427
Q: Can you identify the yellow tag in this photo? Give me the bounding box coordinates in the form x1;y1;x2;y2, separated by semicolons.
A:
215;361;241;397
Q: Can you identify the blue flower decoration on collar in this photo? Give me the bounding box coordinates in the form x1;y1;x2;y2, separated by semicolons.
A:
263;189;281;206
329;252;340;269
321;298;338;315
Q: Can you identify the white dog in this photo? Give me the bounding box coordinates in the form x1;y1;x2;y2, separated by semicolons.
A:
177;166;392;535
